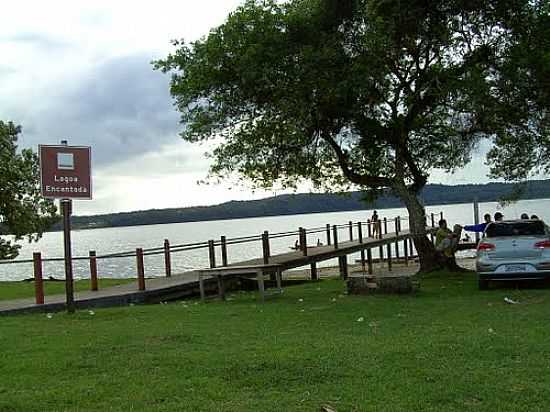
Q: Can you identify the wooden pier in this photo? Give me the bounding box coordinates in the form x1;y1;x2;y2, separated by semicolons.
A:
0;215;442;315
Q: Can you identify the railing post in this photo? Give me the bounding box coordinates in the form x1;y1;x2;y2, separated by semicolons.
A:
367;219;372;237
33;252;44;305
208;240;216;268
262;231;270;264
136;248;145;291
440;211;444;221
221;236;228;267
89;250;98;291
164;239;172;278
326;224;332;245
378;221;383;239
357;222;363;243
383;217;388;234
431;213;435;227
332;225;339;249
348;221;353;241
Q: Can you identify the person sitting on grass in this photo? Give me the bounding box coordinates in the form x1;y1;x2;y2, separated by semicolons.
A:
435;219;464;270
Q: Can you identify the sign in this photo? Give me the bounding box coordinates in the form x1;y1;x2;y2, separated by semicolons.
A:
39;145;92;199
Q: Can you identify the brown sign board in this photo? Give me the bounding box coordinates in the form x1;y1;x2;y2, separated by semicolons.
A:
39;145;92;199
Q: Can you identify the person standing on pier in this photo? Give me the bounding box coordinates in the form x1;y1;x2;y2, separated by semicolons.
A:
371;210;379;237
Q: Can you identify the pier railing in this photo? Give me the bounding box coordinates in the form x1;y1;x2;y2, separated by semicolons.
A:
0;211;445;304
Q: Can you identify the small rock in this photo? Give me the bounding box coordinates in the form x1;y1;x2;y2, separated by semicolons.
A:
357;317;364;322
46;313;53;319
88;310;95;316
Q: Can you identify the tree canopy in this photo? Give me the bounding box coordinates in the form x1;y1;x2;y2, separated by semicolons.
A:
155;0;549;270
0;121;57;259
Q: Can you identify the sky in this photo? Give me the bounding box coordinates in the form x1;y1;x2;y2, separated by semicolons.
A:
0;0;509;216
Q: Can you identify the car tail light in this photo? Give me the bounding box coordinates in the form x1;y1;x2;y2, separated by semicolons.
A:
534;240;550;249
478;242;495;251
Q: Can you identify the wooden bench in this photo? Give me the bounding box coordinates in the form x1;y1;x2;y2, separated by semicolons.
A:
197;264;283;302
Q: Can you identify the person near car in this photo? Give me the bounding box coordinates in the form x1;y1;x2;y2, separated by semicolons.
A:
464;213;492;233
494;212;504;221
521;213;530;219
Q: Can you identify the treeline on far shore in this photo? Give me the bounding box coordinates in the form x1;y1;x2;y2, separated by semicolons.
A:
54;180;550;231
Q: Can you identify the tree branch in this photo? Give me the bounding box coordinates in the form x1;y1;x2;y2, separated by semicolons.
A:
321;131;391;188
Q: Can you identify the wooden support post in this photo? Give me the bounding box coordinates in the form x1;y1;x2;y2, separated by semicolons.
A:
256;270;265;302
383;217;388;234
367;219;372;237
262;231;270;264
387;243;392;271
199;273;205;301
338;256;348;280
326;224;332;245
89;250;98;291
136;248;145;291
379;244;384;265
348;221;353;241
440;211;444;220
310;261;318;281
164;239;172;278
403;238;409;266
473;198;480;244
367;248;373;274
430;213;435;244
208;240;216;268
333;225;339;249
409;238;414;257
301;228;308;256
395;241;400;260
221;236;228;267
217;275;225;301
33;252;44;305
360;250;366;272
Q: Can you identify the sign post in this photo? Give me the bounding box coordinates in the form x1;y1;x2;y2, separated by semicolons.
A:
40;143;92;314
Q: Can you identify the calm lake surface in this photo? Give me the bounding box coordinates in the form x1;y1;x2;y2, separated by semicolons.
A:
2;198;549;281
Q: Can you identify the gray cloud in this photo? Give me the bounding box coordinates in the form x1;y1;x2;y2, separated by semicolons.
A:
18;53;183;167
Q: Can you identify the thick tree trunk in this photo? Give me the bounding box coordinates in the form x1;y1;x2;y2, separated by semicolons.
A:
393;185;440;273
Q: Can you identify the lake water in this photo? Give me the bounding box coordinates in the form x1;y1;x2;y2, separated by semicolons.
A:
1;198;549;281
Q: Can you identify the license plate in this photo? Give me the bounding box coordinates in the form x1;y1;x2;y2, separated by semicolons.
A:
505;264;526;272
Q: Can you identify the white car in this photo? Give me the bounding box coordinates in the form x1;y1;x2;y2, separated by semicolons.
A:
476;220;550;289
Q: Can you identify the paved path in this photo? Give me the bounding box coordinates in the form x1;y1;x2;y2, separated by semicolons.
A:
0;229;426;315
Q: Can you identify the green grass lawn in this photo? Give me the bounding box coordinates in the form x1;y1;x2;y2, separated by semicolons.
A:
0;278;134;301
1;271;549;411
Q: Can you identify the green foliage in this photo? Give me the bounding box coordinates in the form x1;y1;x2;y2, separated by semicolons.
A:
3;276;550;411
487;6;550;181
155;0;546;195
0;121;58;259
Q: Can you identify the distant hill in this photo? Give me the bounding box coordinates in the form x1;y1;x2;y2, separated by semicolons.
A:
59;180;550;230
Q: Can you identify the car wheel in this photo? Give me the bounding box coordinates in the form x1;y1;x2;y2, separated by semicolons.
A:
478;278;489;290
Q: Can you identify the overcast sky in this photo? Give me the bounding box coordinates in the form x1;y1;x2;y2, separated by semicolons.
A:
1;1;506;216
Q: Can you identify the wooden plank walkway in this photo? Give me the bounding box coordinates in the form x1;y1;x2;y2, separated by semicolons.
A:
0;228;430;315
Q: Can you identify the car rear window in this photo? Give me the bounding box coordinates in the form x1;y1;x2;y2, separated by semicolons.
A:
485;221;546;237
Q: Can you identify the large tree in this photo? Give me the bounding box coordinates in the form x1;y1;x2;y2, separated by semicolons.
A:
155;0;548;271
0;121;57;259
